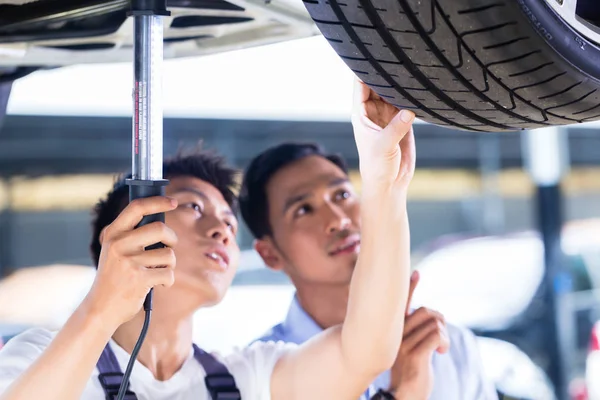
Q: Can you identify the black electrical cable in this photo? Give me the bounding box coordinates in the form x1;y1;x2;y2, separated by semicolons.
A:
116;300;152;400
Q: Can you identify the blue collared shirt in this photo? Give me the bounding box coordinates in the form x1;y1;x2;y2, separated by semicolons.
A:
254;295;498;400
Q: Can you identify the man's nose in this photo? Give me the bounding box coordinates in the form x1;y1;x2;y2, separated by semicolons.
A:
206;219;229;245
326;206;351;234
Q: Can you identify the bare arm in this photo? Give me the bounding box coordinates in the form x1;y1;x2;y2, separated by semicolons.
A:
0;197;178;400
0;305;113;399
271;80;417;400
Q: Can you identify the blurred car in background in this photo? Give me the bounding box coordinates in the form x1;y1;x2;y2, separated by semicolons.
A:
585;321;600;400
478;336;556;400
410;219;600;400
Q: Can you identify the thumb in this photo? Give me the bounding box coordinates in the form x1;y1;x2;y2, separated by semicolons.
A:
436;325;451;354
375;109;415;158
384;109;415;141
353;78;370;110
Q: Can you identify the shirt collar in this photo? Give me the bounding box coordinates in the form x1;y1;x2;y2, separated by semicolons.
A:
282;294;325;343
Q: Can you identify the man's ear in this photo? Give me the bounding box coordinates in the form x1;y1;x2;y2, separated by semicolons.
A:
99;226;108;245
254;239;284;272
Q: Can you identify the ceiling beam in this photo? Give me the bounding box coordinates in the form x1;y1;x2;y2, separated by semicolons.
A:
0;115;598;177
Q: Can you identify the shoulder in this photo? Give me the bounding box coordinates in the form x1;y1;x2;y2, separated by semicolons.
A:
0;328;56;392
215;340;297;399
221;340;297;371
253;323;286;344
0;327;55;362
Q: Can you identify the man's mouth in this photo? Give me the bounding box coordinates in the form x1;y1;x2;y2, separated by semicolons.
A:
329;235;361;256
204;248;230;269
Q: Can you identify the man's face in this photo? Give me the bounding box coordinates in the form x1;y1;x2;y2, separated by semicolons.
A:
157;176;240;308
258;155;361;285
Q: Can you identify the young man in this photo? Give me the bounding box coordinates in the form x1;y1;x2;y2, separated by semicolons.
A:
238;146;498;398
0;80;418;400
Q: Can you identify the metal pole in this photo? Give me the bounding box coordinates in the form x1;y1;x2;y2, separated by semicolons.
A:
522;127;571;400
478;133;504;235
0;81;11;132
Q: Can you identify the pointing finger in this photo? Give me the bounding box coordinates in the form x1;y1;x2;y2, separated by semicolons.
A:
406;270;420;315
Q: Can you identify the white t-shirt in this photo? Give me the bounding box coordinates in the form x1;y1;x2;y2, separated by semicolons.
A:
0;328;295;400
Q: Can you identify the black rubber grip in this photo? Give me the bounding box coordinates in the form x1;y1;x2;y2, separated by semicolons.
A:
128;179;168;233
126;178;169;311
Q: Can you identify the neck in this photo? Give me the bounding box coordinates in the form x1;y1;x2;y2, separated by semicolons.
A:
112;308;193;381
295;283;349;329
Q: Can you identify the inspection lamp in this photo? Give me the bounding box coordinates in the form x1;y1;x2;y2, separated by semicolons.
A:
117;1;169;399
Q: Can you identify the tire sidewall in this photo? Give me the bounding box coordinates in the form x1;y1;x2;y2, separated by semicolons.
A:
517;0;600;83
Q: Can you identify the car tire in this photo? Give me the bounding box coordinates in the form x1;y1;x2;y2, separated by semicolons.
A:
303;0;600;132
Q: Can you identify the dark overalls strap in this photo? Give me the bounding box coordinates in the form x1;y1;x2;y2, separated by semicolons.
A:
192;344;241;400
97;343;241;400
97;344;138;400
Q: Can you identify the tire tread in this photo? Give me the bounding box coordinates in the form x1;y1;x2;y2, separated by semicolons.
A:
304;0;600;131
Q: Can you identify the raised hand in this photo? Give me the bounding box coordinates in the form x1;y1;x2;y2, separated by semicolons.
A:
351;79;416;190
83;196;179;330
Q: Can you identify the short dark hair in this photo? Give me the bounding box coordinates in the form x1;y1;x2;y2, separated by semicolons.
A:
239;142;348;240
89;145;239;267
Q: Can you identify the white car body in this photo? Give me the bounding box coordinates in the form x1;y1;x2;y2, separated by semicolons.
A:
0;0;318;67
410;220;600;332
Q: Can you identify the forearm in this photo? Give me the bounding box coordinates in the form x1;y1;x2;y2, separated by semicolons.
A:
1;302;115;400
342;184;411;373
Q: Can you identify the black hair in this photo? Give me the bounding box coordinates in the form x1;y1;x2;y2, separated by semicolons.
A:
89;145;239;267
239;141;348;240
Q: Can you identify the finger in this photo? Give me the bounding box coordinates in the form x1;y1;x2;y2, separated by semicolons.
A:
436;325;451;354
131;247;176;269
105;197;178;239
353;79;387;123
405;270;420;315
413;321;451;356
115;221;178;254
399;125;416;176
353;78;370;108
366;101;398;130
403;307;445;337
402;318;440;353
145;265;176;288
367;85;382;103
383;109;415;143
351;81;364;127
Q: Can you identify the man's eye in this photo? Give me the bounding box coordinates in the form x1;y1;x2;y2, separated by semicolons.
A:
185;203;202;213
225;220;237;232
336;190;351;201
295;204;312;217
